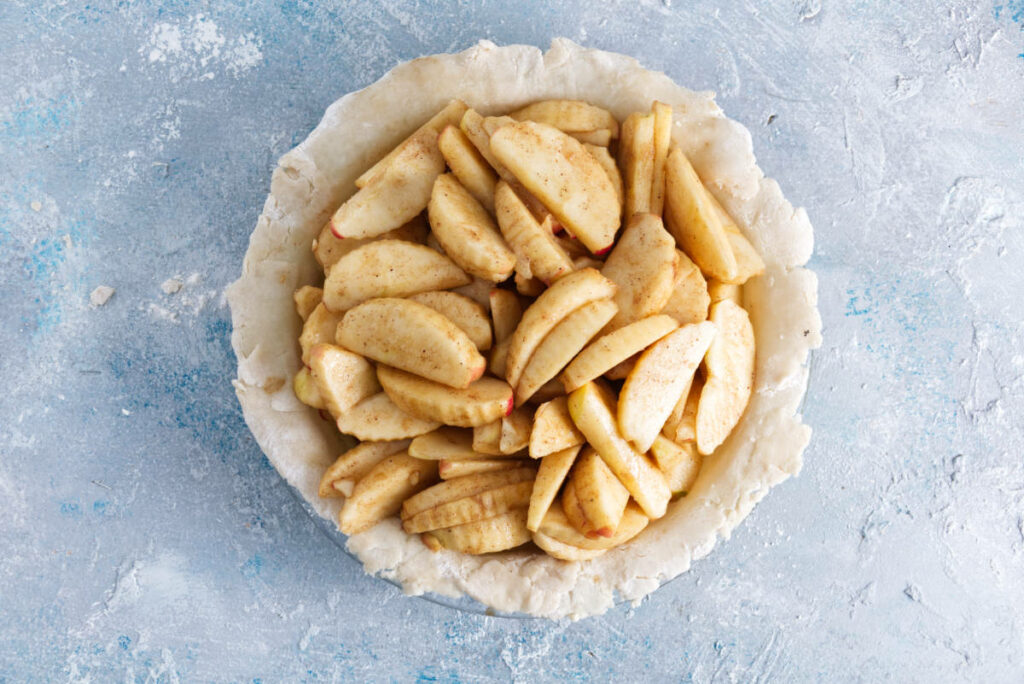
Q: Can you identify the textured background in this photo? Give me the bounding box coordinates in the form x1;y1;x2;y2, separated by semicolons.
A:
2;1;1023;681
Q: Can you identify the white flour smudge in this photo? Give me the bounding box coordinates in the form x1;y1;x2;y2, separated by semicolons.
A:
90;285;115;307
141;14;262;80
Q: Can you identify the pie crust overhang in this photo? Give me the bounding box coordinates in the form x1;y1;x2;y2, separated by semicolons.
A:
227;38;822;620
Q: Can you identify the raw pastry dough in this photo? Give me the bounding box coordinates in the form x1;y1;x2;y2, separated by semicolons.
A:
227;39;821;619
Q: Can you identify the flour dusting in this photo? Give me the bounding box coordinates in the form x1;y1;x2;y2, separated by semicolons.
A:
141;14;262;80
90;285;115;307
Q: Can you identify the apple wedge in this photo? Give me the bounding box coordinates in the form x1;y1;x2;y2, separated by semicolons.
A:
299;303;343;365
505;268;616;389
377;366;513;428
494;181;574;285
649;101;673;215
514;271;545;297
318;440;412;498
600;213;677;331
538;500;649;551
293;286;323;321
529;397;585;459
650;435;703;495
338;454;439;535
401;467;537;519
488;338;512;379
564;446;630;538
707;280;742;305
355;99;467;188
308;343;380;418
460;108;515;182
314;214;428;274
585;143;624;209
531;530;605;561
409;291;492;351
560;315;678;392
618;321;717;452
337;298;485;388
331;128;445;240
566;381;670;519
704;189;766;284
403;479;534;534
428;173;516;282
603;357;636;381
438;124;498;212
408;427;479;461
664;375;702;444
515;298;618;405
439;458;530;480
697;299;755;455
421;508;531;555
323;240;470;312
509;100;619;138
489;289;523;343
499;407;533;454
570;129;613;146
664;147;738;282
292;366;325;409
451;276;493;312
661;249;710;325
472;419;504;456
335;393;440;441
526;444;581;531
529;379;564;405
490;121;620;254
619;111;655;219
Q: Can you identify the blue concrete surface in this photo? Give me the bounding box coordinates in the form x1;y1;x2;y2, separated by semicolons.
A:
1;1;1022;680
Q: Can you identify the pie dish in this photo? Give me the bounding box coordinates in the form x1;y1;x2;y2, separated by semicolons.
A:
227;38;821;619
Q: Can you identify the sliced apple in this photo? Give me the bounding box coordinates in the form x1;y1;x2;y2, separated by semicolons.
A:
526;444;581;531
499;407;533;454
439;458;530;480
528;378;564;405
318;440;412;498
570;129;613;146
323;240;470;312
489;289;523;342
337;298;485;388
308;343;380;418
409;290;492;351
438;124;498;212
377;365;512;428
401;467;537;519
697;299;755;455
538;500;649;551
565;446;630;538
661;249;710;325
650;435;703;495
460;108;515;182
531;530;606;561
338;454;439;535
649;101;673;215
560;315;679;392
529;397;585;459
585;143;624;210
509;100;619;138
567;381;671;519
314;214;428;274
490;121;620;254
335;393;440;441
618;321;717;452
514;270;545;297
603;357;636;381
600;213;677;331
664;147;738;282
403;479;534;533
494;181;574;285
299;303;343;365
472;419;504;456
292;366;325;410
664;375;702;444
428;173;516;282
293;286;323;321
619;111;655;219
355;99;467;188
408;427;479;461
421;508;531;555
515;298;618;404
331;128;445;240
451;276;493;312
488;337;511;379
707;280;742;305
505;268;616;388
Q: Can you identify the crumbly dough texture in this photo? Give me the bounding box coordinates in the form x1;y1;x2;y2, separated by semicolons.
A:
227;39;821;619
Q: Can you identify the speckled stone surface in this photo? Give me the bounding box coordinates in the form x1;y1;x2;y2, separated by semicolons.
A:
2;1;1022;681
